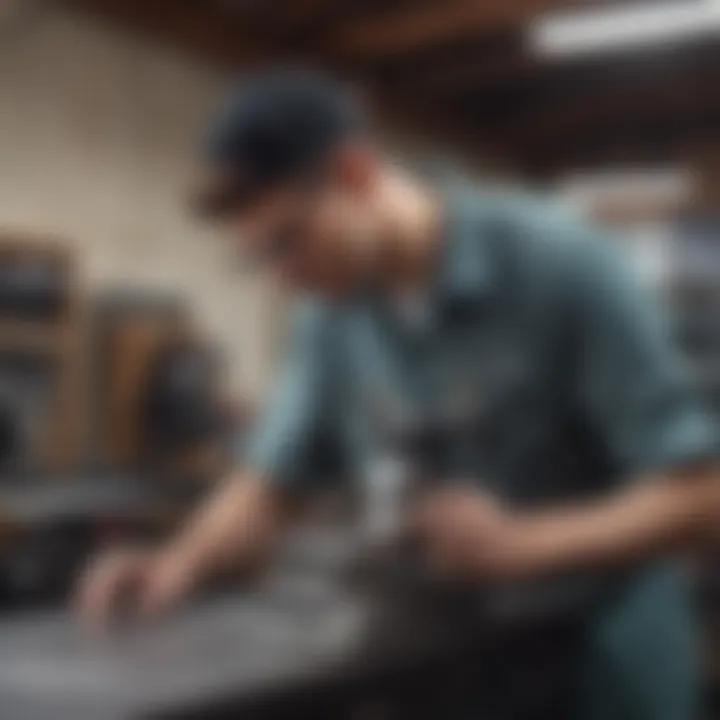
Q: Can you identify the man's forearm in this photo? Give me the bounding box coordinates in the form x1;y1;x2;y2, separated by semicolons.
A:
167;472;287;582
490;467;719;578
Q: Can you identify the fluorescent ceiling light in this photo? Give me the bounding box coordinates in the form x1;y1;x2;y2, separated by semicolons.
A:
529;0;720;59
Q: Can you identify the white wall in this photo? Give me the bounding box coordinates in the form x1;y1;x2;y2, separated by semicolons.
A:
0;8;281;397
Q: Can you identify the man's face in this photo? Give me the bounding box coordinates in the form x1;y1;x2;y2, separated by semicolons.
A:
220;148;380;299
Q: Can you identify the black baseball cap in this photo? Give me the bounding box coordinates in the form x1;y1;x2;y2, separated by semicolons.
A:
192;68;362;219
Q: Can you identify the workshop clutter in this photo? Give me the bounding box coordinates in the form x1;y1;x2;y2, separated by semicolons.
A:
0;232;235;477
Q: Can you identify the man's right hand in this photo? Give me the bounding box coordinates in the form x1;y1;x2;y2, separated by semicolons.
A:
75;545;201;626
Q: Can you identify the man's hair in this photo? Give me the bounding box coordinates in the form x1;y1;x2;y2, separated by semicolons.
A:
194;68;363;218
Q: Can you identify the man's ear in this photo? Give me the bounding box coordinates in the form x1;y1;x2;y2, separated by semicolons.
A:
331;141;377;195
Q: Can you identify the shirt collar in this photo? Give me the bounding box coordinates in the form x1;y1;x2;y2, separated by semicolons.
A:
435;183;496;306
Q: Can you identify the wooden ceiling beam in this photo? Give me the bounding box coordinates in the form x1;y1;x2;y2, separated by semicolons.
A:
515;73;720;152
213;0;347;42
363;31;531;97
523;111;720;177
273;0;343;28
321;0;568;63
400;49;530;95
370;88;515;168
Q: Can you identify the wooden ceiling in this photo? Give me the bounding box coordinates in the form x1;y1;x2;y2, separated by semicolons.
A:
64;0;720;178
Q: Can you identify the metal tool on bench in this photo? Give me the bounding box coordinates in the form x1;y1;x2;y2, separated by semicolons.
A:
346;387;486;618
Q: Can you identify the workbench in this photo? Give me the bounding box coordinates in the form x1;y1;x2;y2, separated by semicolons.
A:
0;529;581;720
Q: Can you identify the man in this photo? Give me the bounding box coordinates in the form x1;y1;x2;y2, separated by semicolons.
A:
78;69;719;719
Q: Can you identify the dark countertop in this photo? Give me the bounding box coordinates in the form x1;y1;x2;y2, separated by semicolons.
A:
0;528;481;720
0;525;585;720
0;588;368;719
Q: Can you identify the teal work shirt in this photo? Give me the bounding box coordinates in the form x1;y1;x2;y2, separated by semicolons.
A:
246;183;718;718
247;184;716;495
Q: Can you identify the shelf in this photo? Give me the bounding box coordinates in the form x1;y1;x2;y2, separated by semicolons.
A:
0;320;70;356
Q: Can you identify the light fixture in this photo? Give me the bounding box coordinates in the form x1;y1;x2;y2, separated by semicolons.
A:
529;0;720;59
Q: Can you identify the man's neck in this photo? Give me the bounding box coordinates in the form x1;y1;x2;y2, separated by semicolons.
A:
377;172;441;296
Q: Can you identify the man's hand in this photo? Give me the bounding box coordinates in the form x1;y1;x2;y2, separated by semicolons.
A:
413;467;720;582
75;545;202;627
412;487;519;580
74;474;286;627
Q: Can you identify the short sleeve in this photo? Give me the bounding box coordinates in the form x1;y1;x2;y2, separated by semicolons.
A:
242;300;337;489
567;231;719;477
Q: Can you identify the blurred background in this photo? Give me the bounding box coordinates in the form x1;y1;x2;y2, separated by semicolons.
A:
0;0;719;718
